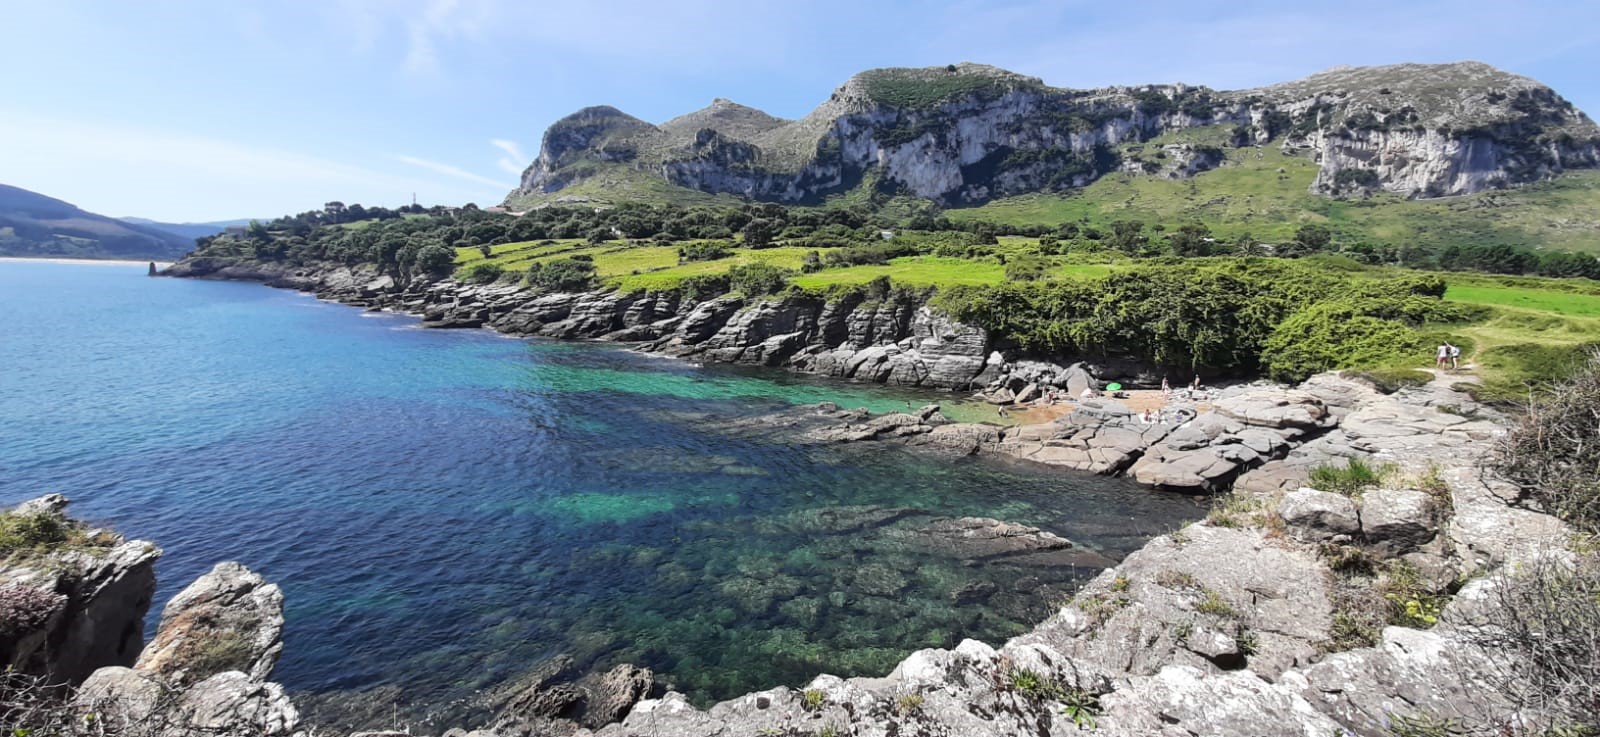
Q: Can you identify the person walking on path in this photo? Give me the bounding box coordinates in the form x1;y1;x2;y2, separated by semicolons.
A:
1436;343;1449;368
1448;343;1461;370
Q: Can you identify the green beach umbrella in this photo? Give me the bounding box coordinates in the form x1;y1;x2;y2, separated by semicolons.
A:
1106;382;1122;391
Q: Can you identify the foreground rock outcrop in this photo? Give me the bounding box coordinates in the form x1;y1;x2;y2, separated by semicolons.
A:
0;495;160;684
73;561;299;736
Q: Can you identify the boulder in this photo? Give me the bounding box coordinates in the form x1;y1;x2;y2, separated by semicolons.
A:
136;562;284;686
577;663;655;727
1013;525;1333;680
75;666;299;737
1061;364;1093;397
1214;389;1332;430
1359;489;1439;555
1098;665;1343;737
892;517;1075;561
912;422;1003;455
11;493;69;516
1279;488;1361;542
1014;382;1042;403
1290;627;1512;736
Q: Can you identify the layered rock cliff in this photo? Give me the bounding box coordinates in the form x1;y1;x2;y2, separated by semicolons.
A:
507;61;1600;208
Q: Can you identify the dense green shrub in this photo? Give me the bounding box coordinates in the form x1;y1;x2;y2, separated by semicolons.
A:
414;243;456;276
524;258;597;292
0;512;72;555
677;241;731;263
727;263;792;296
462;262;504;284
934;259;1472;377
1260;305;1428;382
1004;254;1049;282
675;274;731;302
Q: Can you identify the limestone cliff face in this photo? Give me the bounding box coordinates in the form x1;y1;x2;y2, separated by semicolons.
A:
507;61;1599;207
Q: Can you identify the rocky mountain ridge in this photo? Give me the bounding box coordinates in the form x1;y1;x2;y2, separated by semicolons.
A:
506;61;1600;209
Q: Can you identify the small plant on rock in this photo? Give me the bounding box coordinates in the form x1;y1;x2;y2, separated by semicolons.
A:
1308;458;1396;497
1323;611;1380;652
894;693;924;715
1060;688;1102;729
1385;710;1466;737
1155;570;1199;589
1194;588;1236;617
1317;543;1376;575
1237;628;1259;657
800;688;826;712
1377;562;1447;629
1005;667;1052;699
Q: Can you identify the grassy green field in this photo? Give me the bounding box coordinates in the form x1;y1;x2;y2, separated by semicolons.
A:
1445;284;1600;319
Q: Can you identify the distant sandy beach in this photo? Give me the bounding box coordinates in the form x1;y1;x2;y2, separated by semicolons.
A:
0;257;172;267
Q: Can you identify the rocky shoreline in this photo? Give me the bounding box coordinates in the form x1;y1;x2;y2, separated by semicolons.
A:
159;257;1138;394
2;258;1567;734
158;258;1500;497
2;369;1571;736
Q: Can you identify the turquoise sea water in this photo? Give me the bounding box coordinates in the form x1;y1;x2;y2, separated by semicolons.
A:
0;261;1199;727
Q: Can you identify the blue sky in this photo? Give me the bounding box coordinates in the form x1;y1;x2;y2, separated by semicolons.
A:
3;0;1597;222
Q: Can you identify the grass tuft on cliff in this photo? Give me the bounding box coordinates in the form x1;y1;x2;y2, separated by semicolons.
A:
0;510;115;561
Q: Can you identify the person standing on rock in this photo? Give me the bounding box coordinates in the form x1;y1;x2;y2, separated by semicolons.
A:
1162;376;1171;398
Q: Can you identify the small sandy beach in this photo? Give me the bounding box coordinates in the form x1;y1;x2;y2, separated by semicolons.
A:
996;388;1214;426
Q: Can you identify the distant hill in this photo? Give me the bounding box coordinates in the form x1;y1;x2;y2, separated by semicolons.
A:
0;184;193;260
120;217;254;242
506;61;1600;209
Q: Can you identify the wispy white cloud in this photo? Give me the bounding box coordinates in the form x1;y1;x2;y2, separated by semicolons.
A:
490;139;527;177
0;112;504;221
394;154;513;189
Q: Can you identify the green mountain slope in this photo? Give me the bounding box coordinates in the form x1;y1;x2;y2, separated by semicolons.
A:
0;184;193;260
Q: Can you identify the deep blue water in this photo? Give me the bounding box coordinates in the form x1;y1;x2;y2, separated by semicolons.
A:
0;260;1199;727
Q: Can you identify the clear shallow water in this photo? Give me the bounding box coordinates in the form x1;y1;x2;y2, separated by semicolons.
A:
0;261;1200;727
